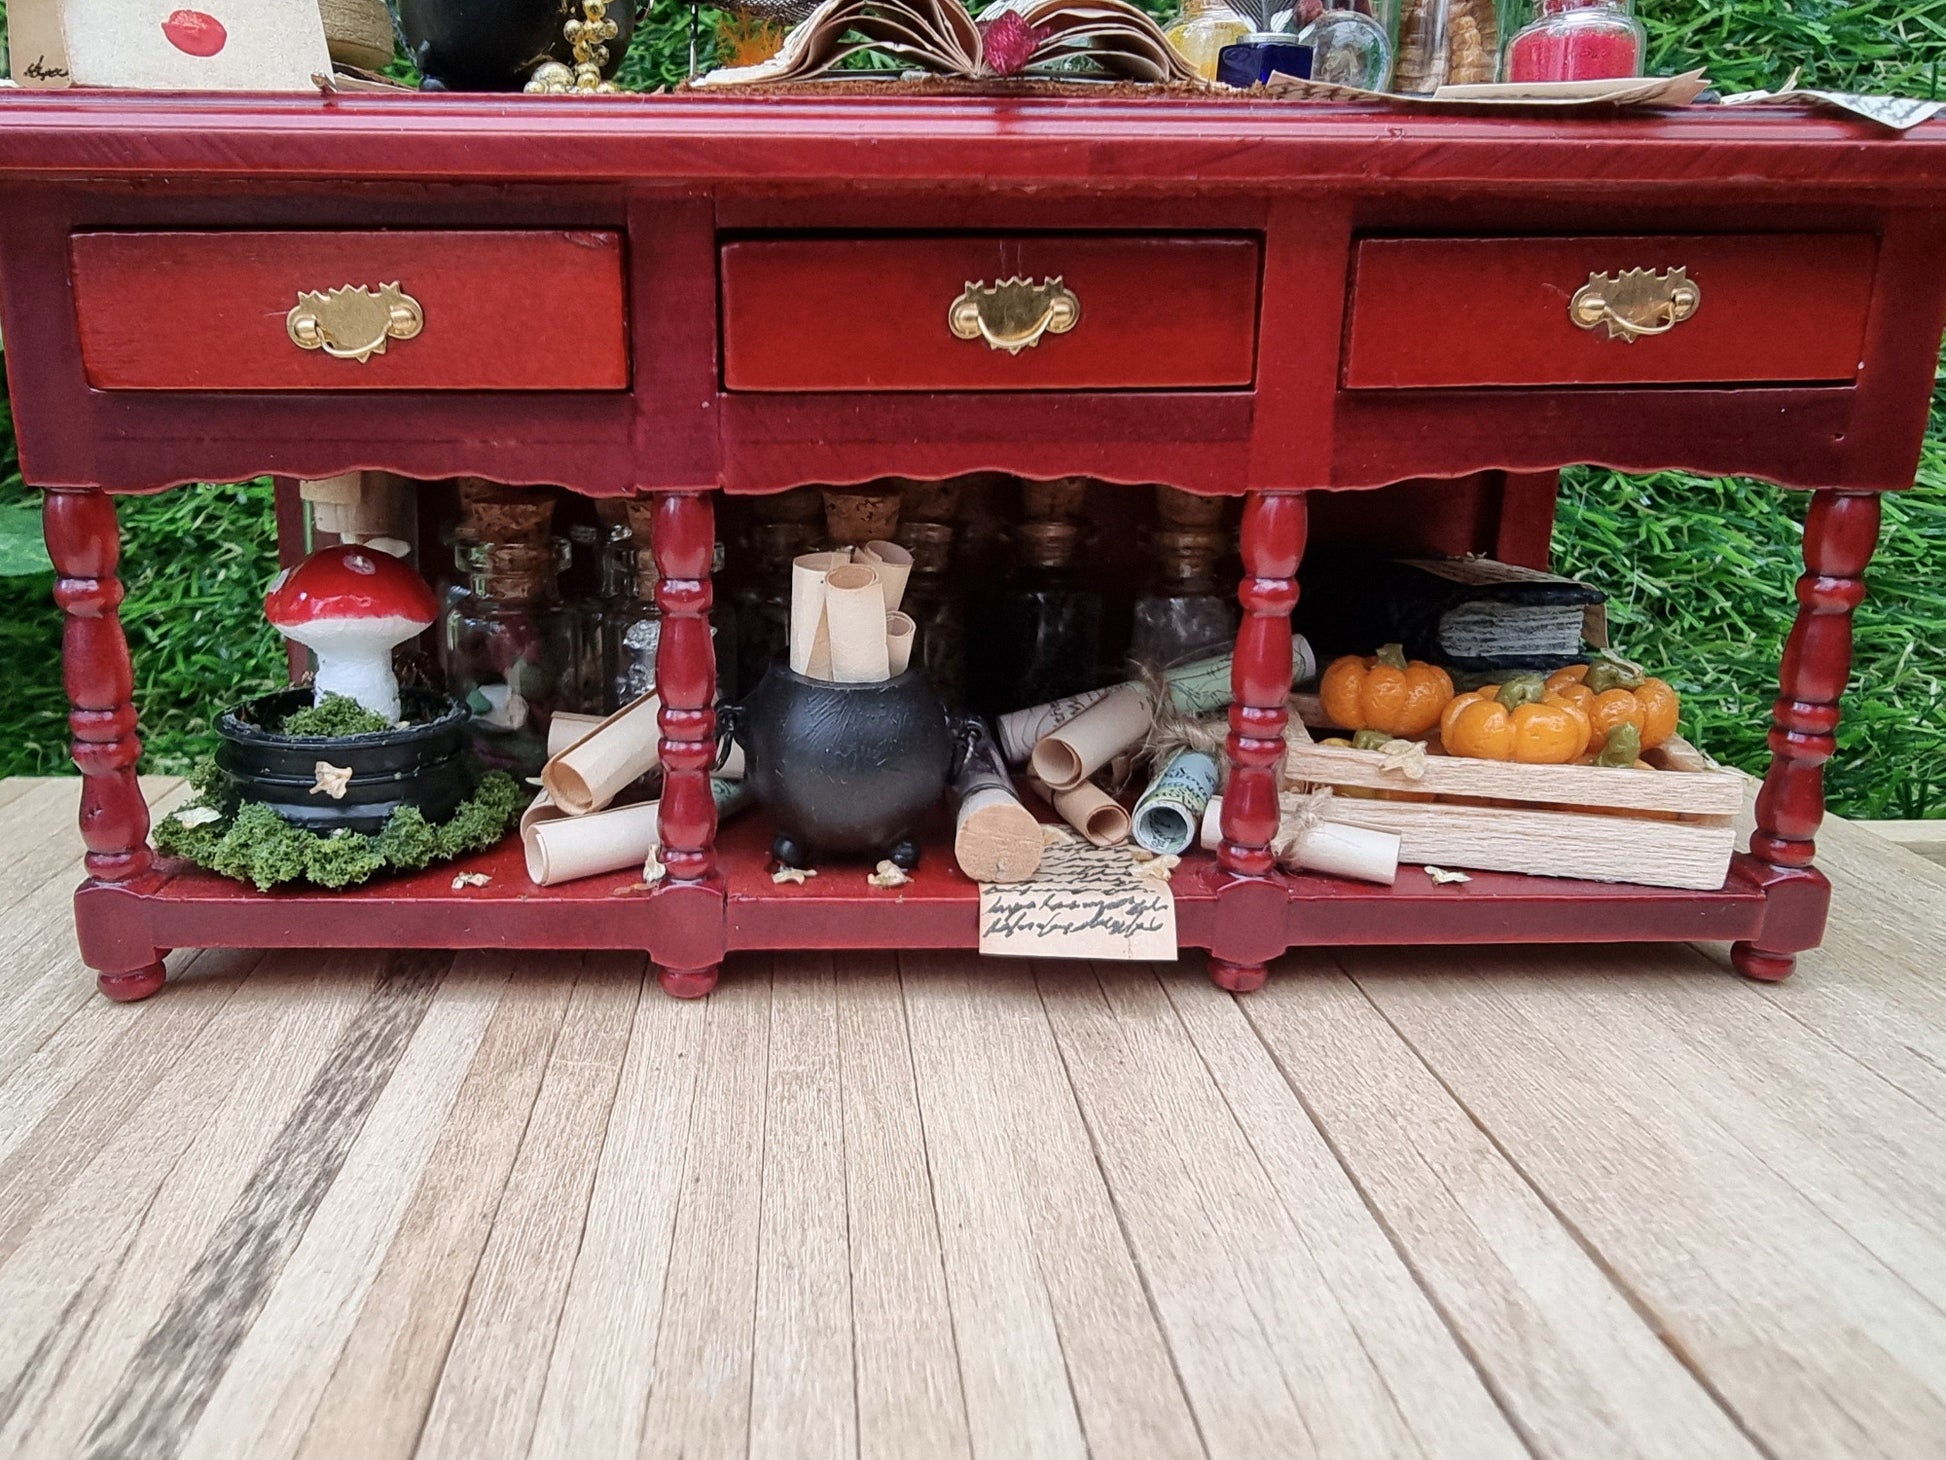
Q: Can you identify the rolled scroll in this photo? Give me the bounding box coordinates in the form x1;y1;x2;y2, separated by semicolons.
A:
1028;776;1130;847
997;687;1115;766
1198;795;1400;885
789;550;849;678
524;780;751;887
545;711;606;760
1132;749;1221;856
859;540;914;614
998;652;1243;768
885;612;917;677
823;564;890;683
1029;686;1153;793
525;800;663;887
539;691;661;816
952;720;1042;884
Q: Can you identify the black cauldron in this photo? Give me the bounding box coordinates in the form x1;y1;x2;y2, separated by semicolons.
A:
391;0;638;91
216;687;477;836
725;666;975;870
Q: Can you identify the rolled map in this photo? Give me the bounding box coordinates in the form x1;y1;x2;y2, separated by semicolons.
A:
1132;749;1221;856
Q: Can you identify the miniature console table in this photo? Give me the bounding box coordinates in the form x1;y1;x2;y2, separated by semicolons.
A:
3;94;1943;1000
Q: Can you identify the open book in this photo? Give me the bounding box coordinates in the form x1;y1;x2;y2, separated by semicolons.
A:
695;0;1203;88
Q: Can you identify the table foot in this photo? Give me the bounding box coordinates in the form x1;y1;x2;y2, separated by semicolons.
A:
97;961;167;1002
1210;958;1268;994
1731;942;1796;983
658;963;719;999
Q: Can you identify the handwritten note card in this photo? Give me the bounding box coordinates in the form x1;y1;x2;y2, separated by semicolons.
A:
978;838;1175;961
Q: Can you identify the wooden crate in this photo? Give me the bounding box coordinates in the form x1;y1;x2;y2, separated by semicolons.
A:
1282;729;1747;891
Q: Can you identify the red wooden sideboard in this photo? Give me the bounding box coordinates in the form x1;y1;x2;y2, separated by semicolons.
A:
2;92;1943;1001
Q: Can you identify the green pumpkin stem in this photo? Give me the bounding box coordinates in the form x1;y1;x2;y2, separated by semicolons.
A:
1596;722;1642;767
1496;672;1546;711
1374;643;1409;671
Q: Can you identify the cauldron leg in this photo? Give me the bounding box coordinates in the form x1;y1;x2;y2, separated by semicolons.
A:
887;837;921;871
772;833;810;870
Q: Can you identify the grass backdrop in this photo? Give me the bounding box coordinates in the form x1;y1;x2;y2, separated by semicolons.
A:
0;0;1942;815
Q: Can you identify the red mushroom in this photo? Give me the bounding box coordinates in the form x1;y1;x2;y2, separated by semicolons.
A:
264;544;438;724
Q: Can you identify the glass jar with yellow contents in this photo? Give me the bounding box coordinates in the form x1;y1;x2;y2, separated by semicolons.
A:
1166;0;1253;80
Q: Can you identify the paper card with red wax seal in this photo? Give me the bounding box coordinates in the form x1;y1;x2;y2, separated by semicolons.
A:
8;0;331;91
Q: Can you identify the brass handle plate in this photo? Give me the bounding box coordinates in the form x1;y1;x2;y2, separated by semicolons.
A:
948;276;1080;355
1569;267;1700;343
286;282;425;363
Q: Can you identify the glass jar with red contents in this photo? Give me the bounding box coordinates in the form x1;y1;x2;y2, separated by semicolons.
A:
1504;0;1644;82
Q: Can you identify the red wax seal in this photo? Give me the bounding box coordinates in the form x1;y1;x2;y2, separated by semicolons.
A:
162;9;228;57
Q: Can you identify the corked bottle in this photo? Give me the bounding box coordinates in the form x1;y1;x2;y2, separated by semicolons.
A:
445;537;576;777
894;521;967;706
604;540;738;710
1392;0;1499;91
1131;528;1239;669
967;519;1105;718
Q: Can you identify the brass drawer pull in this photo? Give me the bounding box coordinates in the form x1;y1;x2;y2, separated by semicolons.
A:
1569;267;1700;343
286;282;424;363
948;276;1080;355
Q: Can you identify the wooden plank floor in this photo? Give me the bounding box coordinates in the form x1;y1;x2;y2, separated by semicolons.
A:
4;775;1946;1460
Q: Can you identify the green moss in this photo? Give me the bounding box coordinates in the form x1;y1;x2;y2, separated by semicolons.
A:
151;770;524;891
279;694;394;738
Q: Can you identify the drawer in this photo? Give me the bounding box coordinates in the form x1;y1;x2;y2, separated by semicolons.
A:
719;235;1260;392
69;230;630;391
1343;234;1878;389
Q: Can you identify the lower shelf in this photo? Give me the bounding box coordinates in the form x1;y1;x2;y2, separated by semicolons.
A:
76;810;1789;973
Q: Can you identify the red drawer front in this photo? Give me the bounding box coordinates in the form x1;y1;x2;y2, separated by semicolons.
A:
720;235;1260;392
70;230;630;391
1343;234;1878;389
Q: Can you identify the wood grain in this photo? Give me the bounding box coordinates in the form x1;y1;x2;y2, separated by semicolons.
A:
414;957;639;1460
70;231;630;392
1345;234;1877;389
3;779;1946;1458
834;953;972;1460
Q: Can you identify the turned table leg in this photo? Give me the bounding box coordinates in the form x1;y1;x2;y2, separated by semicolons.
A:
1733;489;1880;983
650;490;726;998
1211;489;1306;994
45;487;166;1002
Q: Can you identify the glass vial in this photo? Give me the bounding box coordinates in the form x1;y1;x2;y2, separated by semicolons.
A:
1131;528;1239;669
445;537;576;778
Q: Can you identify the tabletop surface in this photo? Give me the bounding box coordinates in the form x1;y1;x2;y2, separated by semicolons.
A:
3;772;1945;1459
3;91;1946;189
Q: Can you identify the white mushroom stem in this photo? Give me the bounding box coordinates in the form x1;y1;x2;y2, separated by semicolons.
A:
285;614;428;722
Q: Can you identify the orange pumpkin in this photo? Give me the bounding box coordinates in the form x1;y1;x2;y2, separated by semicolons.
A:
1319;644;1454;738
1544;663;1680;749
1438;676;1591;764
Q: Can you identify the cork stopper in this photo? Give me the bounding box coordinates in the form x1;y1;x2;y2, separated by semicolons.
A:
753;487;825;525
823;487;902;547
1018;519;1081;570
1152;528;1226;581
456;477;556;544
1021;476;1089;522
894;520;954;575
1154;485;1226;529
464;537;569;602
896;477;962;523
623;496;658;549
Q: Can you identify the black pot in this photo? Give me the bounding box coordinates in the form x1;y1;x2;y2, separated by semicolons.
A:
727;666;975;869
392;0;637;91
216;687;478;836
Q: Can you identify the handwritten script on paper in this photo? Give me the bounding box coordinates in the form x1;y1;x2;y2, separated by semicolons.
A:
978;838;1175;961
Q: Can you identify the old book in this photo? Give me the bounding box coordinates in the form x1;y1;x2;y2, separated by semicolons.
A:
695;0;1201;88
1297;556;1606;672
